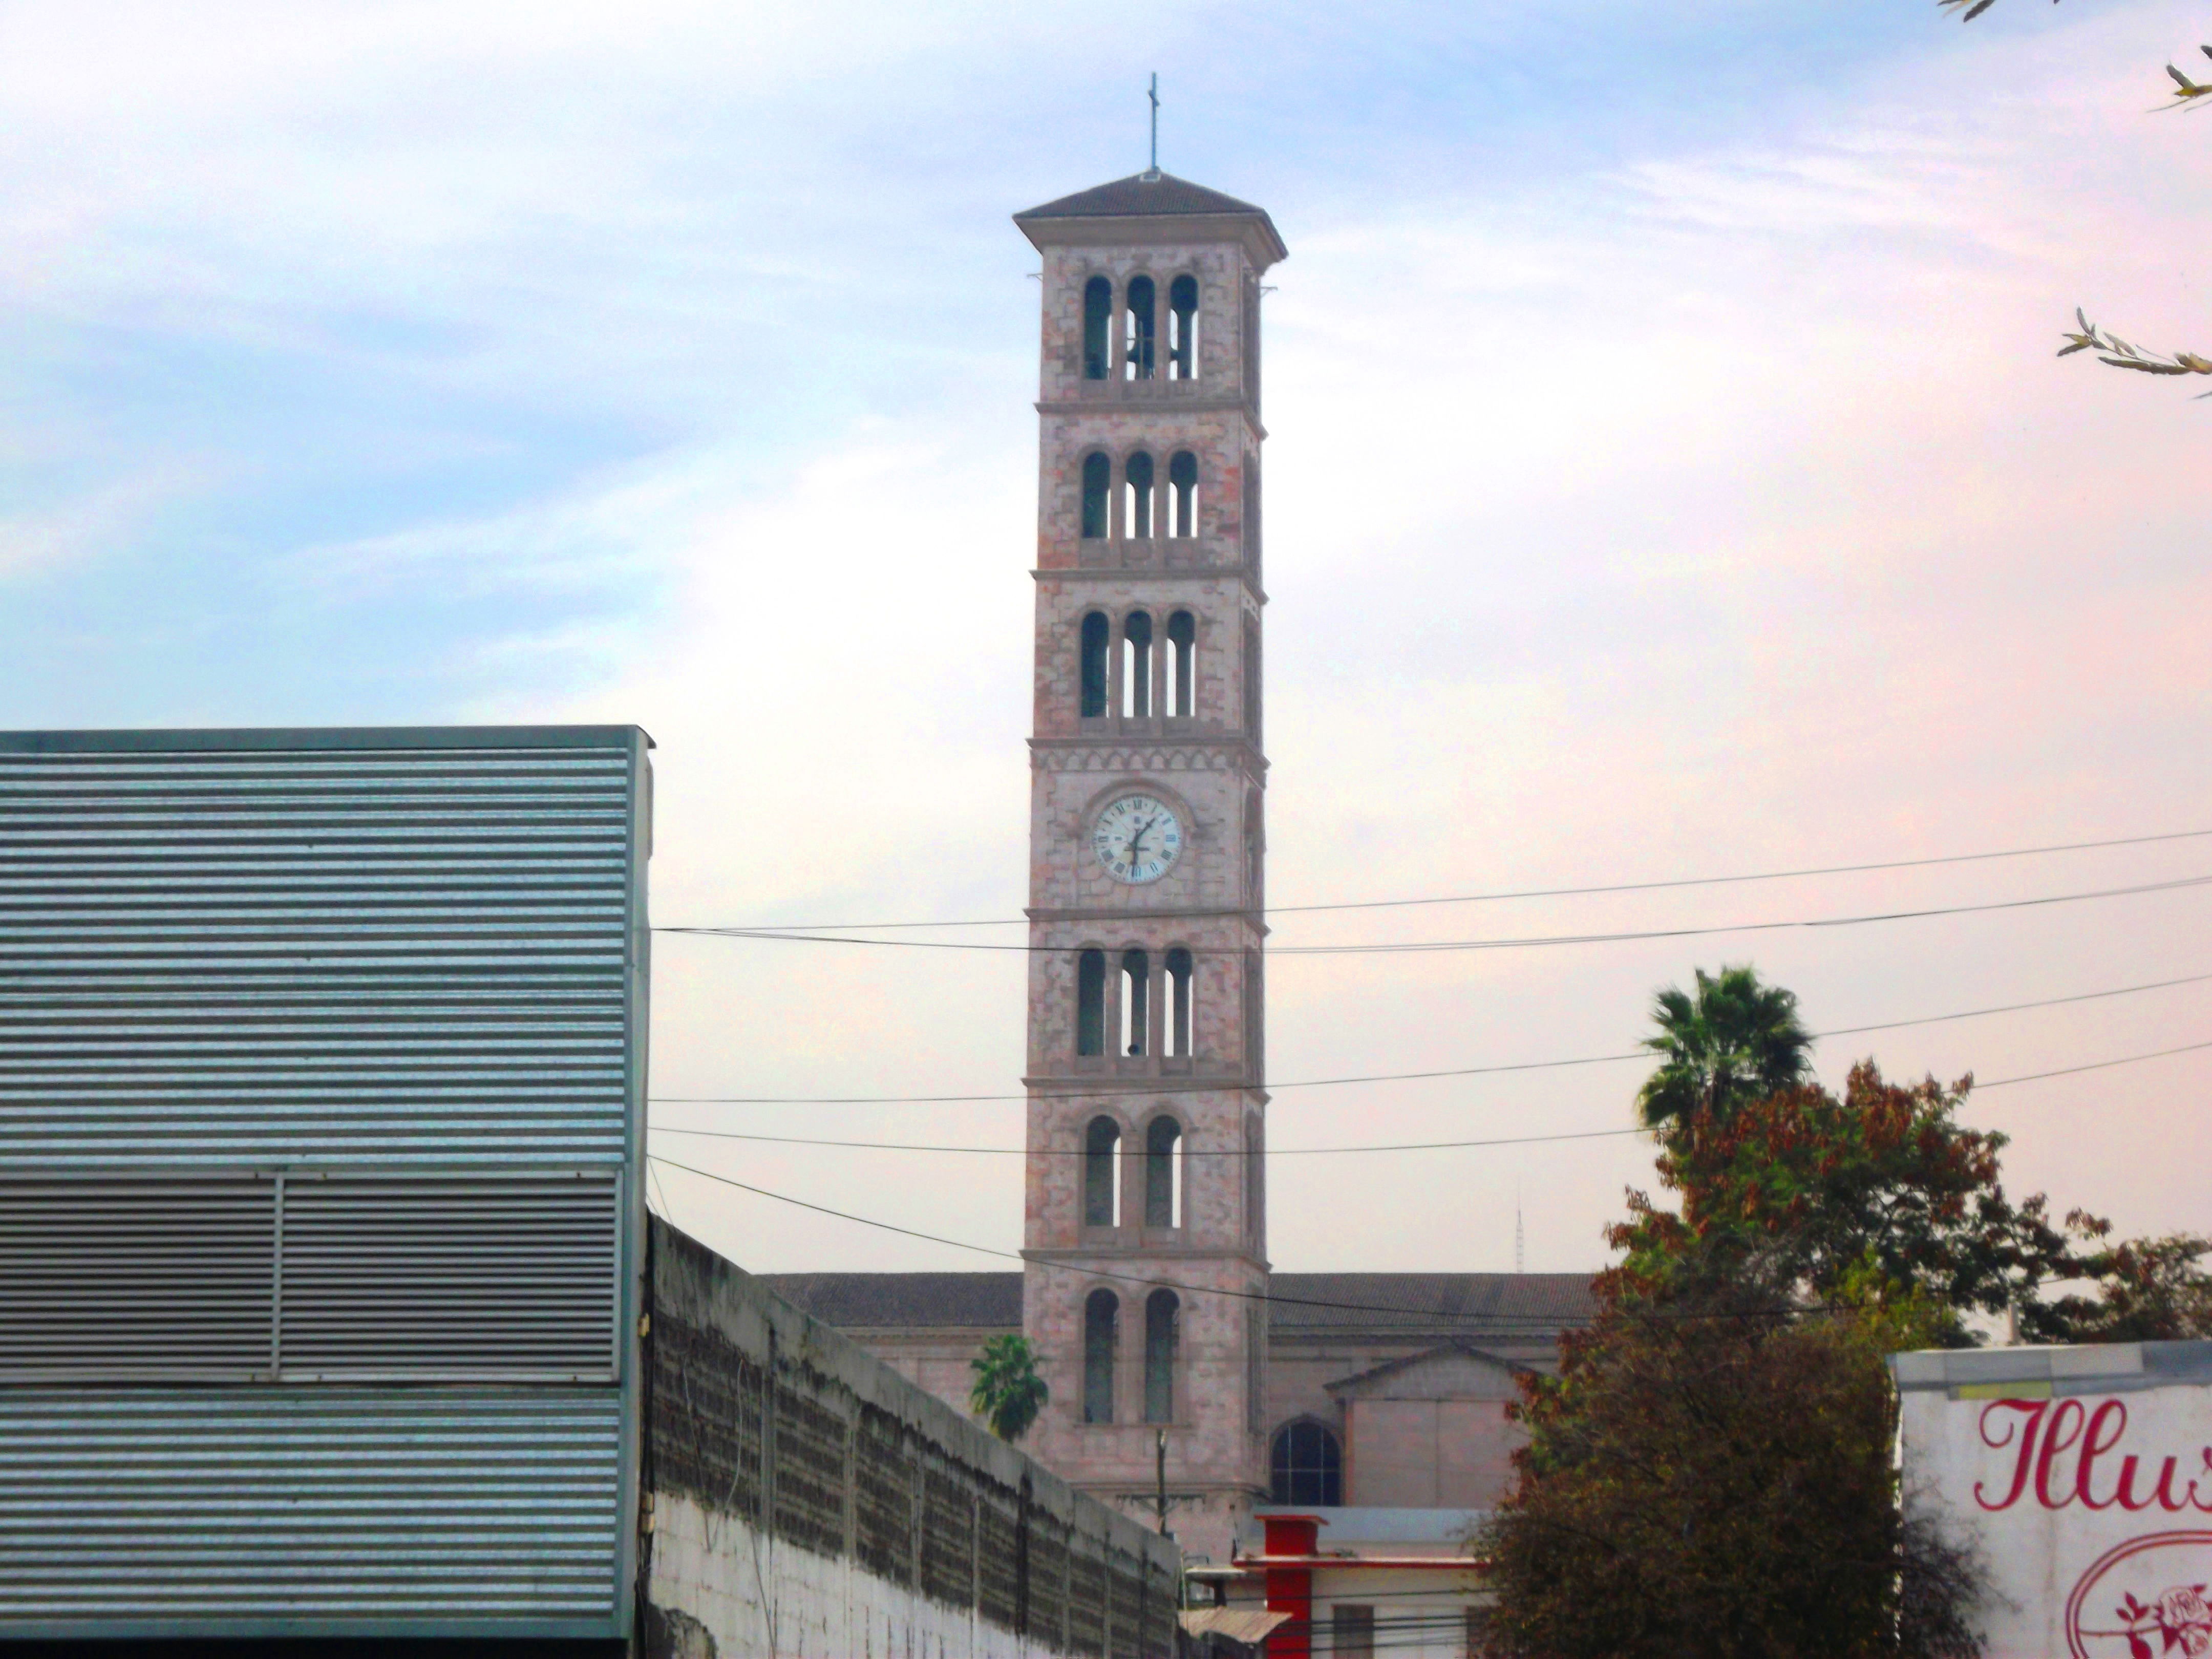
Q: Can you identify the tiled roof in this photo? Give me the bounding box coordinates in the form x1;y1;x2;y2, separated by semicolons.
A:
1269;1272;1597;1335
1015;171;1269;223
754;1270;1594;1336
756;1271;1022;1330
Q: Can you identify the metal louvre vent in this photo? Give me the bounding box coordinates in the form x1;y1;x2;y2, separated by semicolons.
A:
0;1391;623;1625
281;1173;619;1379
0;1177;275;1382
0;745;637;1167
0;1171;616;1383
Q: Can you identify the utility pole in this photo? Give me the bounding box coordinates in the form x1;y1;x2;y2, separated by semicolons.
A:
1155;1428;1169;1534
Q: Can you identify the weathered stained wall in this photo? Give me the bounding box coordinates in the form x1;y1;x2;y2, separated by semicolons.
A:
645;1221;1181;1658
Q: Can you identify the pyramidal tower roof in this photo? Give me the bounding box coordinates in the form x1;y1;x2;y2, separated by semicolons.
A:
1014;170;1286;266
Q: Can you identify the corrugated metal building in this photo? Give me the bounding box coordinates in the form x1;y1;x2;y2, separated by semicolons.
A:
1;725;1183;1658
0;726;653;1647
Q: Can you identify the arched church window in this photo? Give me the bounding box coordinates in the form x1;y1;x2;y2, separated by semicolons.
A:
1076;948;1107;1056
1081;453;1110;540
1241;274;1260;404
1168;451;1198;538
1144;1115;1182;1228
1242;453;1262;578
1121;611;1153;719
1124;275;1156;380
1119;948;1149;1056
1270;1421;1343;1506
1082;276;1113;380
1242;614;1261;745
1168;275;1199;380
1244;1113;1265;1246
1165;611;1196;718
1083;1288;1119;1423
1124;451;1155;540
1079;612;1110;719
1143;1290;1179;1423
1083;1115;1120;1226
1165;947;1194;1057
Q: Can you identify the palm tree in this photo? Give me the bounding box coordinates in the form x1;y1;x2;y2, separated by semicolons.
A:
1636;965;1814;1132
969;1334;1049;1443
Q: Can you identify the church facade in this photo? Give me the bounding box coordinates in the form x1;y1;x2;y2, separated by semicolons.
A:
762;171;1592;1572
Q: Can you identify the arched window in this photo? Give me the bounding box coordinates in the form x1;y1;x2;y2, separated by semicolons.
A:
1124;276;1156;380
1122;611;1153;719
1143;1289;1179;1423
1168;451;1198;538
1242;454;1261;576
1079;612;1110;719
1244;1112;1265;1246
1165;610;1195;718
1084;1289;1119;1423
1242;613;1261;745
1165;947;1194;1057
1083;276;1113;380
1241;274;1260;404
1083;1115;1120;1226
1124;451;1155;540
1144;1115;1183;1228
1168;275;1199;380
1076;948;1107;1056
1270;1421;1343;1506
1081;453;1110;540
1244;948;1265;1077
1119;948;1148;1056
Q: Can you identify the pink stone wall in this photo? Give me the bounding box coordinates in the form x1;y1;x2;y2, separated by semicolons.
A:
1018;216;1273;1571
1344;1398;1527;1509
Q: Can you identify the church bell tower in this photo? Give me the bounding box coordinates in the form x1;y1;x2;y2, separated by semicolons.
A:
1012;172;1286;1564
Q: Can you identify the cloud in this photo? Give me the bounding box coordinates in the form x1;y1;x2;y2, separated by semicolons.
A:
0;465;200;580
4;0;2207;1274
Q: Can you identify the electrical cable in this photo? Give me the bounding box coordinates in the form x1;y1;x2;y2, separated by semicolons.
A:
647;967;2212;1109
648;1000;2212;1179
646;1030;2206;1160
662;824;2212;933
654;870;2212;957
649;1123;1646;1157
646;1153;1881;1331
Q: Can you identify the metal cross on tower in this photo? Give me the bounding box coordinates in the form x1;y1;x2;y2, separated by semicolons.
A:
1147;73;1160;176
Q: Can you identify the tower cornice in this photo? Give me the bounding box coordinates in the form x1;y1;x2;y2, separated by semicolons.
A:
1013;171;1287;270
1031;566;1268;604
1036;395;1266;439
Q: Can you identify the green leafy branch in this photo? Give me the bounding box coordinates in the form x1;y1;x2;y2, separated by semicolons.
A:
1941;3;2210;393
2059;309;2212;394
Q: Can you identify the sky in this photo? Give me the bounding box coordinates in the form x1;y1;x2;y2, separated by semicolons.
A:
4;0;2208;1279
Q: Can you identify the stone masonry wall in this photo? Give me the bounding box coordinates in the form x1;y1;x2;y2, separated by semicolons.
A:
644;1221;1180;1659
1019;212;1277;1571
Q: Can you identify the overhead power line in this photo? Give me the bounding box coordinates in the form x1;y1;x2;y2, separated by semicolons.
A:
646;1153;1844;1330
663;824;2212;932
647;967;2212;1107
649;1030;2212;1160
651;1123;1648;1158
656;870;2212;958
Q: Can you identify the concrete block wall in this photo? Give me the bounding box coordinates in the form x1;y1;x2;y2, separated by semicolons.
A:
644;1221;1180;1658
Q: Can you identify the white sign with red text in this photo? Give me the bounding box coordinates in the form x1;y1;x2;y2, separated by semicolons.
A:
1901;1375;2212;1659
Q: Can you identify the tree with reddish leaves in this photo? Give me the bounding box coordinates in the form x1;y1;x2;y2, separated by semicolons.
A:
1613;1059;2077;1335
1480;1242;1983;1659
1477;967;2211;1657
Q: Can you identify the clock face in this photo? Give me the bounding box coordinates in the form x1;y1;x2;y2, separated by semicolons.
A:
1092;794;1184;884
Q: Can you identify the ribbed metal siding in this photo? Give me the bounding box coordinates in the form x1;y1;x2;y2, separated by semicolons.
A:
281;1171;620;1378
0;1175;276;1379
0;728;647;1639
0;743;633;1166
0;1171;621;1383
0;1392;623;1632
